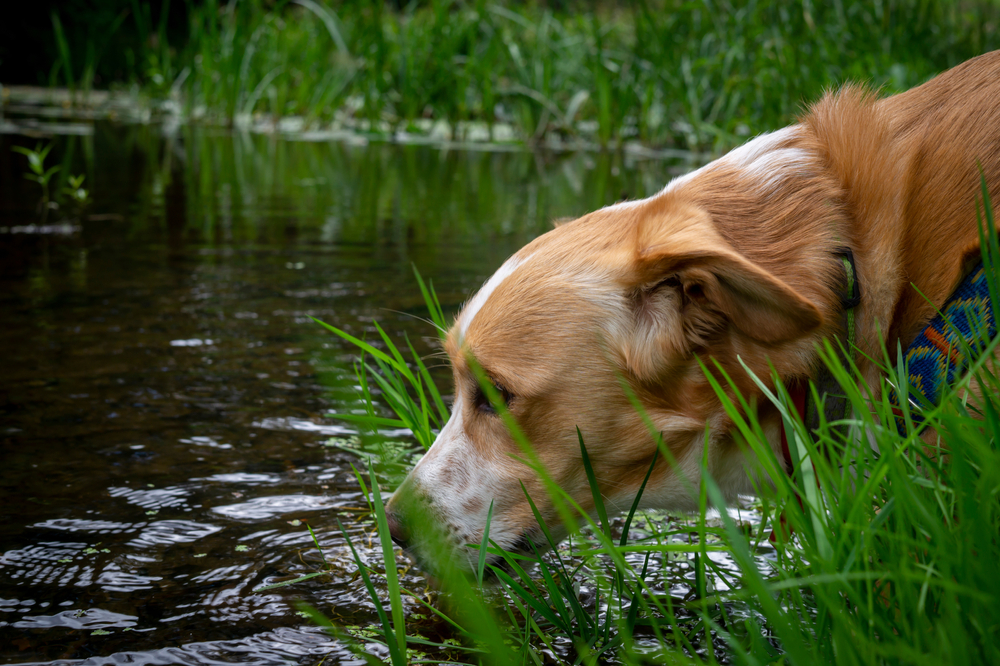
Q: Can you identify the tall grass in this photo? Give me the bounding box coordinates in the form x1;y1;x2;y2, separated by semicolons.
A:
101;0;1000;151
315;182;1000;664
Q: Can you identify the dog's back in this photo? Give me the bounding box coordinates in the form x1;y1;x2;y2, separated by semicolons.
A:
806;51;1000;371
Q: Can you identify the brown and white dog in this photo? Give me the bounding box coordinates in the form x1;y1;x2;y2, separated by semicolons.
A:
386;51;1000;567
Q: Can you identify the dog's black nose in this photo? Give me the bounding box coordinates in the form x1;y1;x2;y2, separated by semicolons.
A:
385;510;410;548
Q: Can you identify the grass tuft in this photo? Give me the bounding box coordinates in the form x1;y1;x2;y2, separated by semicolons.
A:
54;0;1000;152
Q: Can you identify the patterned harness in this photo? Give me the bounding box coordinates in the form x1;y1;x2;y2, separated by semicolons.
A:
889;262;996;433
771;256;995;542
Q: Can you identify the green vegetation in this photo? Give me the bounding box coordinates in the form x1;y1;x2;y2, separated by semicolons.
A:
12;143;63;213
11;141;90;220
44;0;1000;151
314;182;1000;664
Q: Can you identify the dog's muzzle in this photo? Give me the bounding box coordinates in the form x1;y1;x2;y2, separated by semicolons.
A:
385;510;410;549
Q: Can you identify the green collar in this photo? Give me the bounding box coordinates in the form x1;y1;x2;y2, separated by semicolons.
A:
801;248;861;437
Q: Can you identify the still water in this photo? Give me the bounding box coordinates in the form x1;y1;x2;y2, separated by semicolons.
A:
0;120;723;663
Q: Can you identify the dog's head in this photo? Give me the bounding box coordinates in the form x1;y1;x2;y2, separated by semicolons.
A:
387;139;845;569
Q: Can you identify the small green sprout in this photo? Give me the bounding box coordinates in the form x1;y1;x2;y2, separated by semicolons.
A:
62;173;90;206
12;143;60;214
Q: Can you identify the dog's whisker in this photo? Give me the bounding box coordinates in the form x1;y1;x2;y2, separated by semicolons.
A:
377;307;447;334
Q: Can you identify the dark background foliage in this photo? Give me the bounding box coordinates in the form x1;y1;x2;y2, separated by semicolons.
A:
0;0;190;85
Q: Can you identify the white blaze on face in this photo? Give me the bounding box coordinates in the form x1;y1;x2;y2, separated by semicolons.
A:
408;254;534;557
409;404;510;556
458;254;530;339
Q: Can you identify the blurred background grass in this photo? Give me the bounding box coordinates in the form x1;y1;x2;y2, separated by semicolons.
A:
3;0;999;151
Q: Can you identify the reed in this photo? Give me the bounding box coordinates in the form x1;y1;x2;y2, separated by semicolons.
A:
100;0;999;151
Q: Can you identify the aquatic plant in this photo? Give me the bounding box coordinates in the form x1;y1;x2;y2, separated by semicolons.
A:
12;142;62;219
316;181;1000;664
11;142;91;219
61;173;91;208
46;0;1000;152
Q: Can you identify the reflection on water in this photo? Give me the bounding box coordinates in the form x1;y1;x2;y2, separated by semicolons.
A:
0;119;702;664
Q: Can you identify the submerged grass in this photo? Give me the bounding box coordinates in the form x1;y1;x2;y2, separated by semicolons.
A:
314;182;1000;664
58;0;1000;152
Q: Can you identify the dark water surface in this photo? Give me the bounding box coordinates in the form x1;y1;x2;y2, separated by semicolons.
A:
0;122;696;664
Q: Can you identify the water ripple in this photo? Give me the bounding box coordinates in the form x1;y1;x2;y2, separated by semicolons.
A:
189;564;255;585
13;607;137;630
93;566;162;593
11;627;359;666
251;417;354;436
127;520;224;548
2;542;87;565
211;495;337;521
32;519;140;535
179;436;233;450
109;486;191;510
199;473;282;485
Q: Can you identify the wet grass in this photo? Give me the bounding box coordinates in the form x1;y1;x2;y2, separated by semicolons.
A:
49;0;999;152
315;181;1000;664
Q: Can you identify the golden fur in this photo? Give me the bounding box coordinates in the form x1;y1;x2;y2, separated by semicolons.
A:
387;52;1000;565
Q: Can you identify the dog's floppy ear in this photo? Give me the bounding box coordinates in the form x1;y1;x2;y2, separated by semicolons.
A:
622;204;821;378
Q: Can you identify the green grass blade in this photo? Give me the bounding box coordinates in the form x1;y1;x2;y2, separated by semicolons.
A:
412;265;449;336
252;571;330;593
578;427;610;540
306;524;329;568
620;448;658;547
368;465;407;661
310;316;408;373
326;412;408;429
405;332;450;426
51;12;75;92
491;568;568;632
476;500;494;587
336;518;406;666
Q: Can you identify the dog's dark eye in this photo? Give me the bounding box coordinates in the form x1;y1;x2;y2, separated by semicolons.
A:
474;381;513;415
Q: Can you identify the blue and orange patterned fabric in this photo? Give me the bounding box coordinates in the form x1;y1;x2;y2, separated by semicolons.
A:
891;262;996;433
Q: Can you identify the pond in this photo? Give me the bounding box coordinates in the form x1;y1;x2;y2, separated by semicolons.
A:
0;115;760;664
